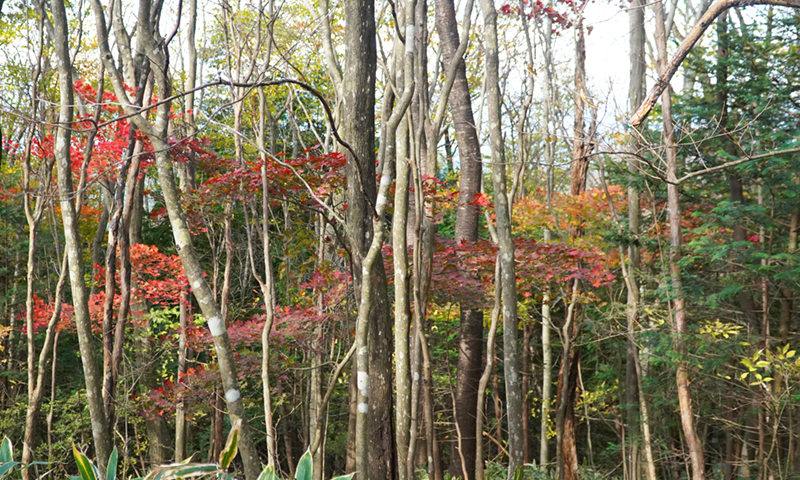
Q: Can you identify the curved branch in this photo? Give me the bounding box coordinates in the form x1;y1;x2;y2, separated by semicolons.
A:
629;0;800;127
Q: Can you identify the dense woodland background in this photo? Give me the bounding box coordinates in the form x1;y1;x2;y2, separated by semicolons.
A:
1;0;800;479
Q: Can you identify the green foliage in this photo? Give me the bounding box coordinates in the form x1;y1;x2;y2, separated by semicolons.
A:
0;437;19;479
66;420;354;480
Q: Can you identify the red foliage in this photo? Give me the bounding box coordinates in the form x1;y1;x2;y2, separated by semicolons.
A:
22;295;75;334
500;0;583;30
384;235;614;309
89;244;188;325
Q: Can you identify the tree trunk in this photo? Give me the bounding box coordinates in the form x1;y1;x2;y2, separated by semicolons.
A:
434;0;483;477
343;0;397;476
87;0;262;473
51;0;113;467
654;0;706;477
256;86;278;467
540;14;556;470
390;2;416;478
175;289;189;462
557;21;590;480
479;2;522;478
626;0;648;477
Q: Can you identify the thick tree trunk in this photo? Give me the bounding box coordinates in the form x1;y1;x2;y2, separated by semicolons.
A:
343;0;398;476
434;0;483;477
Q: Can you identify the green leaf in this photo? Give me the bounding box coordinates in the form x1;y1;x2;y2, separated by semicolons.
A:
219;419;242;469
73;446;98;480
0;438;12;463
294;450;313;480
0;461;20;478
330;474;355;480
755;360;770;368
144;463;221;480
106;447;118;480
257;465;281;480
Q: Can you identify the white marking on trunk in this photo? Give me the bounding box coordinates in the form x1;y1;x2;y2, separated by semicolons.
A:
358;402;369;413
175;229;191;249
357;371;369;397
405;26;415;53
208;316;226;337
225;389;241;403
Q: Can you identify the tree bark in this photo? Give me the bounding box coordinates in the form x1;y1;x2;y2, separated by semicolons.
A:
540;15;556;470
390;2;416;478
654;0;706;477
626;0;647;477
51;0;113;467
631;0;800;127
343;0;397;476
433;0;483;478
479;2;522;478
87;0;262;474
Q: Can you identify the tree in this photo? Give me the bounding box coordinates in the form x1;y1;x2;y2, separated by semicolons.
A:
434;0;483;477
49;0;114;469
478;2;523;478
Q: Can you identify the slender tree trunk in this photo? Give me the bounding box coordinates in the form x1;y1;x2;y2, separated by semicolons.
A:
654;0;706;478
175;289;189;461
716;11;759;330
22;255;67;478
51;0;112;467
87;0;262;473
626;0;648;477
555;284;581;480
21;14;50;475
540;15;556;470
557;22;590;480
21;155;46;479
476;262;502;480
257;86;278;467
479;2;522;478
391;2;416;477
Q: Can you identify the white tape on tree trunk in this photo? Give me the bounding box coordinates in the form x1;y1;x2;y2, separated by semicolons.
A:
208;315;226;337
406;26;415;53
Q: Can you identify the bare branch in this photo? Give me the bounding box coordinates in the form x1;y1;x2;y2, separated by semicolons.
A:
629;0;800;127
676;146;800;183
